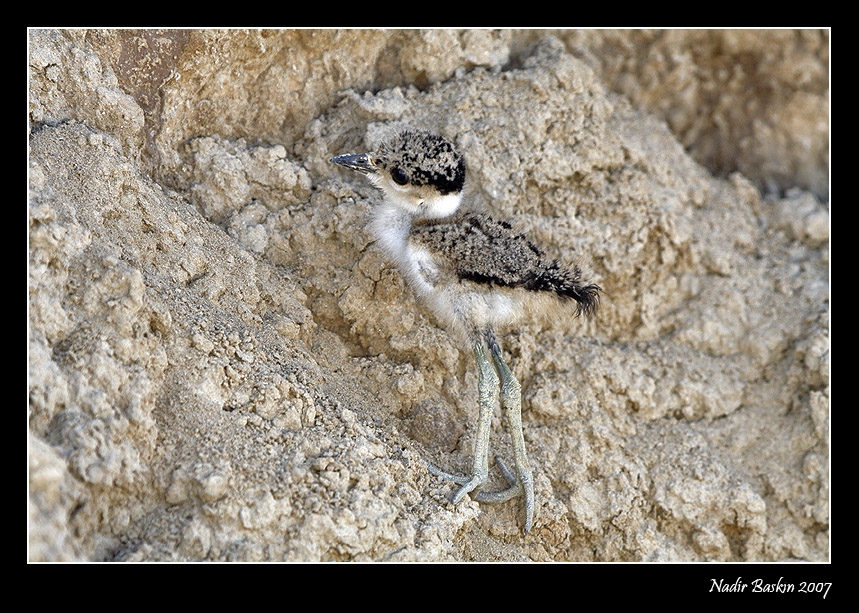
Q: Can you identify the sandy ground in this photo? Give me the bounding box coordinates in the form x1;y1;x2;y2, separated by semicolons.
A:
28;29;829;562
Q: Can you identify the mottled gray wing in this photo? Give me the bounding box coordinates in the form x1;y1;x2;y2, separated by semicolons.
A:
411;213;543;286
411;212;601;314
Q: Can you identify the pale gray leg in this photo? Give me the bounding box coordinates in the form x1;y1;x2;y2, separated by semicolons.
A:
474;333;534;533
427;340;496;502
427;333;535;534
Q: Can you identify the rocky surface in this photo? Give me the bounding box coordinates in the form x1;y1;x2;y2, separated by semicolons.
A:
28;29;829;561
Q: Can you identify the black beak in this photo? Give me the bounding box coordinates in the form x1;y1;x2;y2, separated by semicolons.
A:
330;153;376;174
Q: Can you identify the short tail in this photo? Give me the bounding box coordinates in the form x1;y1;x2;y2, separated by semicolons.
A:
561;268;601;317
527;262;601;317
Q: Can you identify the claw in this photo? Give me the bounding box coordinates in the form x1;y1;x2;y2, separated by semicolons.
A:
428;456;533;533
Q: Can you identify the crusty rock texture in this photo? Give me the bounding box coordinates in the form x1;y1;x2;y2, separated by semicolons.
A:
28;29;829;562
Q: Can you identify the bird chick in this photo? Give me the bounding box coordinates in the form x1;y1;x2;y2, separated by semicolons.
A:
331;130;600;533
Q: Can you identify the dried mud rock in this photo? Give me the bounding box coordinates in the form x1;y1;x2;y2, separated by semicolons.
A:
29;29;828;561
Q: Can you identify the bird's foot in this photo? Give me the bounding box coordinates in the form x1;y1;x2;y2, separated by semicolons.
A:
427;456;534;533
473;457;534;533
426;462;484;503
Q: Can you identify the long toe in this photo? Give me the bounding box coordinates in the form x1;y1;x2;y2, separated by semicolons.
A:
427;462;485;503
472;457;534;533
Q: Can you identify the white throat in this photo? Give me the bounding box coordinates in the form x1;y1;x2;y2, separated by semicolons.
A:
420;192;462;219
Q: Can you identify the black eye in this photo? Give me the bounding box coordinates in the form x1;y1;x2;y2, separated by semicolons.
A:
391;167;408;185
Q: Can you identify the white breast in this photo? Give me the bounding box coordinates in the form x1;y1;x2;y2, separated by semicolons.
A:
370;202;520;337
370;203;436;294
